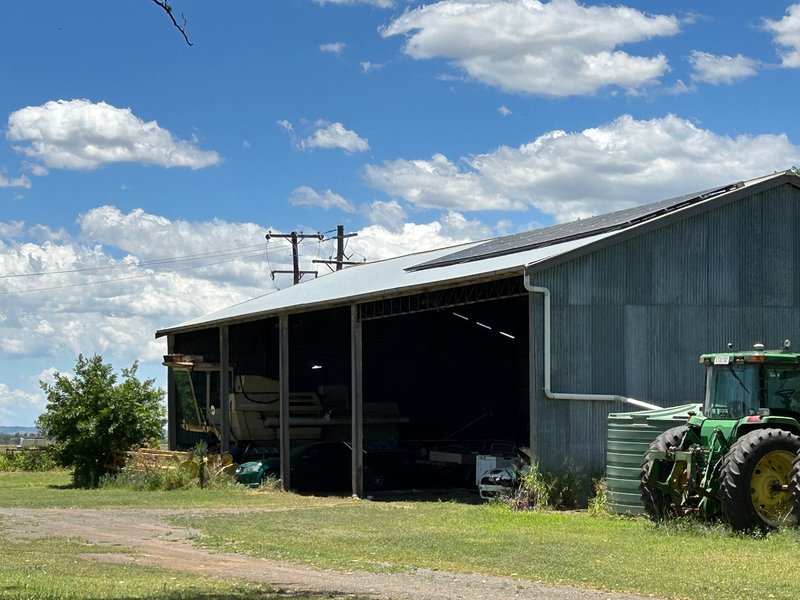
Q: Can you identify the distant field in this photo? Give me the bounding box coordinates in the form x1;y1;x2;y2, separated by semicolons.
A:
0;426;38;435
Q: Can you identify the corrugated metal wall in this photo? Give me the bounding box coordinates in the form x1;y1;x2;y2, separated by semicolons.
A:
529;183;800;474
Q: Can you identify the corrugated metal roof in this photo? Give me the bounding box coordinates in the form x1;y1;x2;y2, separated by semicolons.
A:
407;181;747;271
156;170;799;337
155;231;617;336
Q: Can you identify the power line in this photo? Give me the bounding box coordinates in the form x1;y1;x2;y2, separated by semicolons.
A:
0;243;268;280
0;252;267;296
0;226;364;296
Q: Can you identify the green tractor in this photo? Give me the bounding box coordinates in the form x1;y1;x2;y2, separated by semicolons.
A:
640;340;800;532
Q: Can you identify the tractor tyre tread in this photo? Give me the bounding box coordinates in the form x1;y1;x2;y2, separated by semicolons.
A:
788;450;800;524
638;424;688;522
718;428;800;533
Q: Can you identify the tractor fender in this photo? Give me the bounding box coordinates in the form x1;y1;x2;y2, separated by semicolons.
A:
737;416;800;438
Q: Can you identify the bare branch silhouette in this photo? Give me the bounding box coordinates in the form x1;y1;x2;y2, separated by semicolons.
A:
151;0;193;46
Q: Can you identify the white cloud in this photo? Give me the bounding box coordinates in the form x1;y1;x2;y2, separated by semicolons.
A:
365;153;524;211
0;208;291;373
663;79;695;96
27;224;68;243
0;221;25;240
764;4;800;67
278;119;369;153
438;211;493;241
290;186;356;212
28;164;49;177
350;212;491;261
360;61;384;73
34;367;58;388
299;122;369;153
321;42;346;54
76;206;271;284
0;171;31;188
7;99;220;171
361;200;407;230
365;114;800;221
495;219;514;235
688;51;759;84
381;0;680;96
276;119;295;135
0;382;45;427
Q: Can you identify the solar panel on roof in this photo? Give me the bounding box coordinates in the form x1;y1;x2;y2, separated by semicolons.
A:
406;182;743;272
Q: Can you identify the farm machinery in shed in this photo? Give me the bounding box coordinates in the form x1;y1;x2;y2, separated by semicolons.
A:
163;354;408;455
640;340;800;532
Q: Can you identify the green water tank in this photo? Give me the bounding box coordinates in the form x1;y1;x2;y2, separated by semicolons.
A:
606;403;701;515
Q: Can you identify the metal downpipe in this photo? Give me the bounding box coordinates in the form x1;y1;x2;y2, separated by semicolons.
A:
525;278;659;411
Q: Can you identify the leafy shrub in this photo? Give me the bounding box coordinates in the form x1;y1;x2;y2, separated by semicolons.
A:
0;448;58;472
508;462;582;511
37;354;165;488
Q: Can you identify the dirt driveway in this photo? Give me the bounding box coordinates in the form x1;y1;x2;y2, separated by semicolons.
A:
0;507;657;600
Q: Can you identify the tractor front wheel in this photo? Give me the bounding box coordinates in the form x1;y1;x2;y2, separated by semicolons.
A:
639;425;688;522
719;428;800;532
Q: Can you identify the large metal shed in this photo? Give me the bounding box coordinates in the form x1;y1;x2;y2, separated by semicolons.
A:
156;170;800;496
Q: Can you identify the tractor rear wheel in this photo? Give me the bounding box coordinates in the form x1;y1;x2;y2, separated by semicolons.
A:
639;425;688;522
718;428;800;532
789;454;800;524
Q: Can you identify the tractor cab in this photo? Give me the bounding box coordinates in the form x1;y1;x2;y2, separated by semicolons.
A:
700;341;800;426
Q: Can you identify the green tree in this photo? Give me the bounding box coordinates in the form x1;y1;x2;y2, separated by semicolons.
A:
37;355;165;488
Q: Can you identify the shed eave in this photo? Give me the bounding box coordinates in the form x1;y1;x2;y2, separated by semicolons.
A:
154;262;530;339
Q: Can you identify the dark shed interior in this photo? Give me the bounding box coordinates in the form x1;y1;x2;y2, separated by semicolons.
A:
170;280;530;492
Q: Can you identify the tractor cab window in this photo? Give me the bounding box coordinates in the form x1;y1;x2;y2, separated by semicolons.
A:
705;364;759;419
174;369;200;426
765;367;800;416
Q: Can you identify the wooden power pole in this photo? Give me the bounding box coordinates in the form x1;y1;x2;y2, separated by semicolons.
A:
314;225;359;271
266;231;324;285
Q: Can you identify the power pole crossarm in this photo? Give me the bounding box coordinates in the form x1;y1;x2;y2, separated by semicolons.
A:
320;225;358;271
266;231;324;285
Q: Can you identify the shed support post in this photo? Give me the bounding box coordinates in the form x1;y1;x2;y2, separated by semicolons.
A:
219;326;231;453
279;313;291;491
351;304;364;498
528;292;540;463
167;334;177;450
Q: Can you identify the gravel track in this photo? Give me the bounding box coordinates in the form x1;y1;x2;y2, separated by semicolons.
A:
0;507;658;600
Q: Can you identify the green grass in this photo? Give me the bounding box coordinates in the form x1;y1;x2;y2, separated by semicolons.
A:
0;530;357;599
0;470;337;510
179;500;800;600
0;472;365;599
5;471;800;599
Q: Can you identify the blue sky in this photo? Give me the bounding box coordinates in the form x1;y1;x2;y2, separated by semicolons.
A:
2;0;800;426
